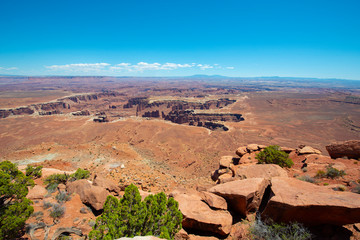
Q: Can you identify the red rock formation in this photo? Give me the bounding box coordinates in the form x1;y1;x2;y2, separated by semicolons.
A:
326;140;360;159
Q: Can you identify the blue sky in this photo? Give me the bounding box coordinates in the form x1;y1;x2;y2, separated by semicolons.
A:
0;0;360;79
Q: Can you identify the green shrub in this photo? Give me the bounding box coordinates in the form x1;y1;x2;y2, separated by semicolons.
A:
89;184;182;240
44;173;69;186
71;168;90;181
316;165;346;179
325;166;346;179
0;161;34;239
249;217;311;240
44;168;90;187
256;145;294;168
26;165;43;179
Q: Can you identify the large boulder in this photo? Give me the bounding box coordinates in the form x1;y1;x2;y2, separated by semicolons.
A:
209;178;270;217
219;156;233;169
326;140;360;159
261;177;360;226
235;146;248;157
234;164;288;180
27;185;47;200
247;144;259;152
67;179;109;211
200;191;228;210
93;175;121;196
171;189;233;236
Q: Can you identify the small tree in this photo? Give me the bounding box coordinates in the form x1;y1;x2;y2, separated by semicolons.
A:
256;145;294;168
89;184;182;240
0;161;34;239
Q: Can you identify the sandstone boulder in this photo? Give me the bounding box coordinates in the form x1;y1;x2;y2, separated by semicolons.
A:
247;144;259;152
234;164;288;180
209;178;270;217
280;146;295;153
200;191;228;210
27;185;47;200
171;190;233;236
219;156;233;169
67;179;109;211
93;175;121;196
326;140;360;159
235;146;248;157
261;177;360;226
298;146;321;155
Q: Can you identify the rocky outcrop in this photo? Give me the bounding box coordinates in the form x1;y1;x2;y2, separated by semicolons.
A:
72;110;91;116
298;145;321;155
27;185;47;200
93;174;121;196
209;178;270;217
171;189;233;236
261;177;360;226
326;140;360;159
234;164;288;180
66;179;109;211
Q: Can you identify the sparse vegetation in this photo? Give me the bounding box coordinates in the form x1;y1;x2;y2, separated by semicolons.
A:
256;145;294;168
333;185;346;192
297;175;316;183
89;184;182;240
351;182;360;194
44;168;90;188
249;217;312;240
316;165;346;179
55;191;72;203
0;161;34;239
43;201;53;210
49;203;66;220
26;165;43;179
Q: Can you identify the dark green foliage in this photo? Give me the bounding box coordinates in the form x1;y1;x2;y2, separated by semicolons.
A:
249;217;312;240
315;165;346;179
0;161;35;239
44;168;90;187
256;145;294;168
44;173;69;186
25;165;43;179
71;168;90;181
89;184;182;240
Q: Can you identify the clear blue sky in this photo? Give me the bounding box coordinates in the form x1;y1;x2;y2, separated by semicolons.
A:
0;0;359;79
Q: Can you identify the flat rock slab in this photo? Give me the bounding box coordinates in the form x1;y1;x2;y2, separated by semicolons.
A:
209;178;270;216
172;191;233;236
234;164;288;179
262;177;360;226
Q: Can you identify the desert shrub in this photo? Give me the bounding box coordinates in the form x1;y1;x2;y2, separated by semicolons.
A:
323;183;329;186
44;168;90;187
71;168;90;181
249;217;311;240
0;161;34;239
44;173;69;186
333;185;346;192
46;182;59;193
26;165;43;179
315;170;326;178
49;204;65;220
351;183;360;194
89;184;182;240
43;201;53;209
316;165;346;179
302;167;308;172
256;145;294;168
297;175;316;183
55;191;72;203
325;166;346;179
